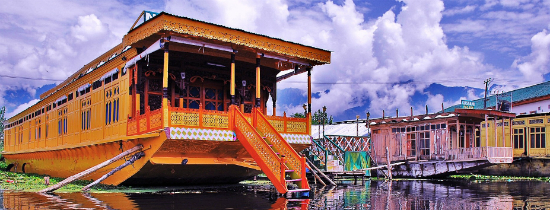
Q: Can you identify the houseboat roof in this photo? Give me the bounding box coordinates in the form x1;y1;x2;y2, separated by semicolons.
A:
369;109;515;127
40;11;331;100
445;81;550;112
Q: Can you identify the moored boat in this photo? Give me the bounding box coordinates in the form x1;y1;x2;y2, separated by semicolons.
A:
2;11;331;194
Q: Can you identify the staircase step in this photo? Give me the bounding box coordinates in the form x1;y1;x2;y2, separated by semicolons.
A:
285;169;295;173
287;188;310;193
285;179;302;182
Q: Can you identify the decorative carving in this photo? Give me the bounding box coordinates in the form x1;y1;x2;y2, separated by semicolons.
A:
123;16;330;64
233;108;281;183
287;121;307;133
255;109;302;177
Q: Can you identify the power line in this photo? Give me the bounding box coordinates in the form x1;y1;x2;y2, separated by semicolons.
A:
0;74;64;82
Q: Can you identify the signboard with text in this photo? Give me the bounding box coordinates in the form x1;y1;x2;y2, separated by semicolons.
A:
461;100;475;109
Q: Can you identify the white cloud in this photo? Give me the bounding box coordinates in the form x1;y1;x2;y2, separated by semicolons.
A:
443;5;476;16
513;28;550;84
5;99;39;118
71;14;108;42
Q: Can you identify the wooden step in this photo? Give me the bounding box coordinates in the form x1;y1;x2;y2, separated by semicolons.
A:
285;179;302;182
287;188;309;193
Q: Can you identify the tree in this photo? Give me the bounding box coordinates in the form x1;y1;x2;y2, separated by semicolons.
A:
290;113;305;118
0;106;4;151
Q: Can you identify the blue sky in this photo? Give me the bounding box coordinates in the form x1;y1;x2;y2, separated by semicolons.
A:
1;0;550;121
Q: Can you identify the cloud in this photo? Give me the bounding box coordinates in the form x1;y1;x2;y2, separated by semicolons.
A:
443;5;476;16
5;99;39;119
513;28;550;84
71;14;109;42
0;0;153;114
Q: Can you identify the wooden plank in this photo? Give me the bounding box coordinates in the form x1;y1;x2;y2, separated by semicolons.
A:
39;144;143;193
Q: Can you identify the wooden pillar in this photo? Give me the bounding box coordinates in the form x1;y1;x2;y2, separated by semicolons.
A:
456;120;459;149
255;54;261;108
307;66;312;114
493;116;498;147
271;83;277;116
307;66;312;135
502;118;506;147
485;114;489;148
508;118;525;149
162;38;170;128
230;52;236;105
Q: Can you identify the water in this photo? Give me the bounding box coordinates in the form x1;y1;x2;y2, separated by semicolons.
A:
2;180;550;209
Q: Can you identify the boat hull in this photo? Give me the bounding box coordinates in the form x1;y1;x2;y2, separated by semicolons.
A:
3;132;309;186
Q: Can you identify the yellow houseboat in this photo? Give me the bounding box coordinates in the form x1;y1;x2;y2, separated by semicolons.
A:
2;11;331;194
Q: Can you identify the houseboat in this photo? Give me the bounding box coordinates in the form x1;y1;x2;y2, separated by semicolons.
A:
2;11;331;194
369;108;515;177
477;112;550;176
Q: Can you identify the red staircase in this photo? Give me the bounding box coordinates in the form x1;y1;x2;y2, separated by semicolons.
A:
231;106;309;194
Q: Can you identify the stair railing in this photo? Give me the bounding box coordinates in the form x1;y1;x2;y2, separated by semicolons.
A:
254;108;309;190
322;135;346;164
231;106;287;193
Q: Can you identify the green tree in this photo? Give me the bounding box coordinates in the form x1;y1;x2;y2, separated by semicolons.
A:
290;113;305;118
0;106;4;155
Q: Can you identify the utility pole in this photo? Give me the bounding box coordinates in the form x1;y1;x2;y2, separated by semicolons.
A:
483;78;492;109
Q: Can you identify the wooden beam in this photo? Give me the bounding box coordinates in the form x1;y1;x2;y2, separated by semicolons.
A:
39;144;143;193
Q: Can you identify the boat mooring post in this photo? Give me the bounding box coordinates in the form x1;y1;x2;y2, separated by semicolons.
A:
386;147;392;180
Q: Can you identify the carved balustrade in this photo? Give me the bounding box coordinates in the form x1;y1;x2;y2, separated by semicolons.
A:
127;106;163;135
264;112;309;135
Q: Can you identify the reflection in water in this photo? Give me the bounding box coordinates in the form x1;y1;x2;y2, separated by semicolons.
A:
2;180;550;209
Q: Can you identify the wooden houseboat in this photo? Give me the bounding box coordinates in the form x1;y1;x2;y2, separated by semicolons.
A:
2;11;331;194
477;112;550;176
369;109;515;177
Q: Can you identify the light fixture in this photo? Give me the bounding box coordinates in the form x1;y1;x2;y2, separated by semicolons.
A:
242;80;246;87
206;62;226;68
171;36;234;53
262;52;311;66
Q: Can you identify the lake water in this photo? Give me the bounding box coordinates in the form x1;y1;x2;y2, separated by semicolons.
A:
2;179;550;209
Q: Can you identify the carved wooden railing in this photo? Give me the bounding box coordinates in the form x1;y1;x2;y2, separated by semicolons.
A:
169;104;230;129
231;106;287;194
445;147;513;163
127;107;163;135
254;108;309;190
265;113;309;135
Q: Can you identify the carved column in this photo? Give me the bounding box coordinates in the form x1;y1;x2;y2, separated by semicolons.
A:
307;66;312;114
307;66;312;135
162;38;170;128
255;54;261;108
230;52;236;105
271;82;277;116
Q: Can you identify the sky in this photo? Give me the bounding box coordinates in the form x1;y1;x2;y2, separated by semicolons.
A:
1;0;550;121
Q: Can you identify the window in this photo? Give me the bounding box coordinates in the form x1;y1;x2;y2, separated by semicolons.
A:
58;108;68;135
419;132;430;155
530;127;546;148
113;98;119;122
45;115;49;138
407;133;416;156
513;128;524;149
81;98;91;130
